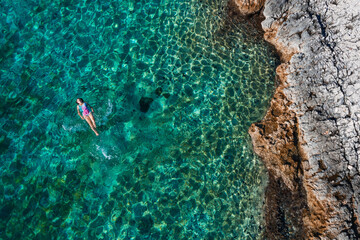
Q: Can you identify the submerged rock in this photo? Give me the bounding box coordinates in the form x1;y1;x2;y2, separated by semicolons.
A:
139;97;154;113
137;214;154;234
155;87;163;96
162;93;171;99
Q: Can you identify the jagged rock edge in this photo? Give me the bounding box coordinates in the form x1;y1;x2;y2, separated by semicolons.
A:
241;0;329;239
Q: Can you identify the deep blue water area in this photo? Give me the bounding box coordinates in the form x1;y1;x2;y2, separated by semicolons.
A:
0;0;279;239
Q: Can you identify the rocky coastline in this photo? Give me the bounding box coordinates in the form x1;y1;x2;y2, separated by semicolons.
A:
234;0;360;239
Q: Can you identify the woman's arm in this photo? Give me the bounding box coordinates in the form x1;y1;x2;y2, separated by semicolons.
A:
88;103;94;113
77;106;84;119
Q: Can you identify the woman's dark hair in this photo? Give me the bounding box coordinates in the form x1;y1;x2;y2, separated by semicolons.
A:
76;98;84;104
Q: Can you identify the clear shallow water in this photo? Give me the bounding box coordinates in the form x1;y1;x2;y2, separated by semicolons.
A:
0;0;279;239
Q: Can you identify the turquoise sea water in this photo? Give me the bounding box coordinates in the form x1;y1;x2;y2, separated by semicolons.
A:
0;0;279;239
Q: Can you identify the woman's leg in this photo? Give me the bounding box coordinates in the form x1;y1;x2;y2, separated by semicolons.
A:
85;116;99;136
89;112;97;128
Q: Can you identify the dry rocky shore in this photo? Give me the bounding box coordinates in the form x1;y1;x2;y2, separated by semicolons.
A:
234;0;360;239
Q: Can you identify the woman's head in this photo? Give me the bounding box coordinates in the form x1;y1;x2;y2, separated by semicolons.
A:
76;98;84;105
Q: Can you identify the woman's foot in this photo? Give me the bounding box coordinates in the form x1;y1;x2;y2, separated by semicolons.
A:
92;128;99;136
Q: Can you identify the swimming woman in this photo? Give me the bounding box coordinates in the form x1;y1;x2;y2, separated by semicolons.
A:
76;98;99;136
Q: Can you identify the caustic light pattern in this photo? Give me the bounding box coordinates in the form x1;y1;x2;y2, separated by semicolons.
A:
0;0;279;239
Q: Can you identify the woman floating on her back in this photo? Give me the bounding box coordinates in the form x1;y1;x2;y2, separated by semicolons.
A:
76;98;99;136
